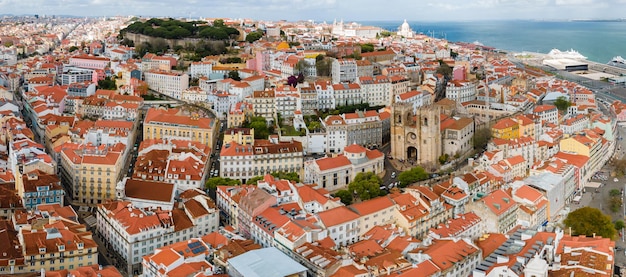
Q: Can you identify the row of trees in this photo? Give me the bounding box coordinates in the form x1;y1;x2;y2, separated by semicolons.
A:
120;18;239;40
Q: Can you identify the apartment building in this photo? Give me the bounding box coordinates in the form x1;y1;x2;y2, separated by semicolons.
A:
223;128;254;145
59;143;124;205
357;76;391;106
314;81;335;110
315;206;360;246
3;205;98;274
141;238;215;277
446;80;478;103
143;107;218;149
132;139;211;192
59;66;96;86
246;90;276;123
275;86;300;121
227;102;254;128
349;197;397;236
219;138;303;183
143;70;189;100
331;83;363;107
394;90;432;113
181;86;209;103
491;118;520;140
467;189;518;234
68;55;110;70
533;104;559;125
322;110;386;153
97;194;219;275
331;58;357;84
16;170;64;209
189;61;215;78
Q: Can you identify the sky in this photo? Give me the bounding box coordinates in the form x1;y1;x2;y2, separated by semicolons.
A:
1;0;625;21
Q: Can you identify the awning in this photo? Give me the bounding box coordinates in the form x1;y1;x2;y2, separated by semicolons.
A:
585;182;602;188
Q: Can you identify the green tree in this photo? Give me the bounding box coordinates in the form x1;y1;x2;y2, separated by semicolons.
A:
348;172;382;201
398;166;429;188
271;171;300;183
245;31;263;43
228;70;241;81
243;116;272;139
205;177;241;191
307;121;321;132
610;189;621;197
610;196;623;213
379;31;392;37
615;220;625;231
360;43;375;53
335;190;353;205
68;46;79;52
316;56;331;77
97;76;117;90
345;53;362;60
213;19;225;27
554;96;571;112
473;124;492;150
450;50;458;59
246;176;264;185
439;154;449;165
563;207;616;239
436;60;453;80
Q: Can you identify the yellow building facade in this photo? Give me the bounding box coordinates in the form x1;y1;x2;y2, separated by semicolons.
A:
60;144;124;205
491;118;520;140
223;128;255;145
143;108;219;149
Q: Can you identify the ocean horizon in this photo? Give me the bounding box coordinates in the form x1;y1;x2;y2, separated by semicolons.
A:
356;20;626;64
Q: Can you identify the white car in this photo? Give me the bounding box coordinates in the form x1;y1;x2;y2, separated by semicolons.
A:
615;178;619;182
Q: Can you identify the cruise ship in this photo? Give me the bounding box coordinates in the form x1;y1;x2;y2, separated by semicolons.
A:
608;56;626;69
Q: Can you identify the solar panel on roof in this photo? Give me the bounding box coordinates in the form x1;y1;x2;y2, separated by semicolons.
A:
188;241;201;248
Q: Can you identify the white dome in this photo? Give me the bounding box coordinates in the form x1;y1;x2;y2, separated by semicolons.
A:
401;19;410;31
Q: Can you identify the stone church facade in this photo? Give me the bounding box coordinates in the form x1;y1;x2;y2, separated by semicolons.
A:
391;102;443;171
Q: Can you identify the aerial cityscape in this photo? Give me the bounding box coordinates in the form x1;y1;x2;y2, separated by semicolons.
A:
0;6;626;277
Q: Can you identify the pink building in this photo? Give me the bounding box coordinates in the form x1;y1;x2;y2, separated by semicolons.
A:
453;65;466;81
69;55;110;70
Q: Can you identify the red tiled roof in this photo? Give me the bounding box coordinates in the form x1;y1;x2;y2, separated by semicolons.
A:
317;206;360;227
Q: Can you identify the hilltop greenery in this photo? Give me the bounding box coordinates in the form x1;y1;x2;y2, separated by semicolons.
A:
119;18;240;40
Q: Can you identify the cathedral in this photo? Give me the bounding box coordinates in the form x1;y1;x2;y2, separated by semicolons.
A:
390;102;442;171
397;19;415;38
